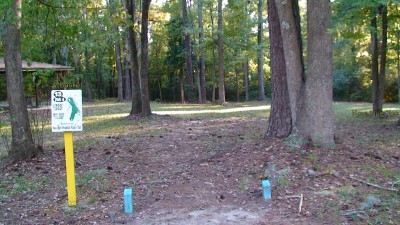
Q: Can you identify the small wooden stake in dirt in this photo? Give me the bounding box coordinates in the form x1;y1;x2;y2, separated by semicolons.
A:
286;194;303;214
64;131;77;206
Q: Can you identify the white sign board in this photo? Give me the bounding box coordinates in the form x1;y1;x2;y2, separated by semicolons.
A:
51;90;83;132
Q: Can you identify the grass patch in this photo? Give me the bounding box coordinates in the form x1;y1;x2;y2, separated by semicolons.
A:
0;175;49;200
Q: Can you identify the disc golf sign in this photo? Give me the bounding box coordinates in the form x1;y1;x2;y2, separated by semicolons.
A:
51;89;82;206
51;90;82;132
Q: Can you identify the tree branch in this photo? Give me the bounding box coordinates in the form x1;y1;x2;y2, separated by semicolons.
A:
349;175;399;192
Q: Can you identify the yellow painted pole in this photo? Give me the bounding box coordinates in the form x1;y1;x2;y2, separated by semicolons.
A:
64;131;77;206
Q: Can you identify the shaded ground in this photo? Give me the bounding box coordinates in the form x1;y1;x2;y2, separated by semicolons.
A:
1;102;399;224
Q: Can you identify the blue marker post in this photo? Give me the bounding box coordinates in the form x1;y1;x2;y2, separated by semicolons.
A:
124;188;133;214
262;180;271;199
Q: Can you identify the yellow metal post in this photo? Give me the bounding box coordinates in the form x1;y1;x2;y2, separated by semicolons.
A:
64;131;77;206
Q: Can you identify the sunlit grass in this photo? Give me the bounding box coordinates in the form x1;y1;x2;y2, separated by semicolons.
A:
1;100;400;157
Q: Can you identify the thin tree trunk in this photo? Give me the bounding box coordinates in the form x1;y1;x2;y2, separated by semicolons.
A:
140;0;152;115
155;47;162;102
124;54;132;101
182;0;194;99
109;0;124;101
210;4;217;103
257;0;265;101
180;70;185;103
266;0;292;138
235;67;240;102
126;0;141;113
198;0;206;103
2;0;36;162
158;78;163;102
84;50;93;102
217;0;225;104
243;59;249;101
378;6;387;112
115;25;124;102
371;10;380;113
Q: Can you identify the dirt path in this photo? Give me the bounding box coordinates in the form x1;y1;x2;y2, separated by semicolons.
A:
1;114;398;224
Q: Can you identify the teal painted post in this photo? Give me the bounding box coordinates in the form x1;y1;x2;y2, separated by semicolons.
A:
124;188;133;214
262;180;271;199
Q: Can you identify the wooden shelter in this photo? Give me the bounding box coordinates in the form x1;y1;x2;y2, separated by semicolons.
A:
0;57;74;106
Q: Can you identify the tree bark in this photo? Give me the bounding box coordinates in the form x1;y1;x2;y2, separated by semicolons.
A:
299;0;334;147
2;0;36;161
126;0;142;114
397;27;400;103
124;54;132;101
275;0;304;126
371;9;380;114
140;0;152;115
266;0;292;138
257;0;265;101
378;6;387;113
371;5;388;114
198;0;206;103
217;0;225;104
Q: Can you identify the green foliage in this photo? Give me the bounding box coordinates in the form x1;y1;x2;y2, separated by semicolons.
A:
0;175;49;198
284;132;307;150
0;114;10;157
264;164;291;188
1;0;398;102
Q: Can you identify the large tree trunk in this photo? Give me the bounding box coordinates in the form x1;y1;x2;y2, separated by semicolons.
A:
275;0;304;126
217;0;225;104
265;0;292;138
126;0;142;114
266;0;334;148
140;0;152;115
298;0;334;147
2;0;36;162
371;6;388;114
257;0;265;101
198;0;206;103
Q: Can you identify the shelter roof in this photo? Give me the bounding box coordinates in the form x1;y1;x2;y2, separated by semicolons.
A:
0;57;74;73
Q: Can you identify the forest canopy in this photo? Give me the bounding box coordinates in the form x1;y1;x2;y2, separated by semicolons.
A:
0;0;399;104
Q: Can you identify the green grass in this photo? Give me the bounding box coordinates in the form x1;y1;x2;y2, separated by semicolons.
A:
0;100;399;157
0;175;49;199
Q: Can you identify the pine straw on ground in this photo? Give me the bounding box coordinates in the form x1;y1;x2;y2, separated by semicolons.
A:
0;115;399;224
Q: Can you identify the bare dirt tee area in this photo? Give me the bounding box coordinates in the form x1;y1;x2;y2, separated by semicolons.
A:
0;102;399;225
